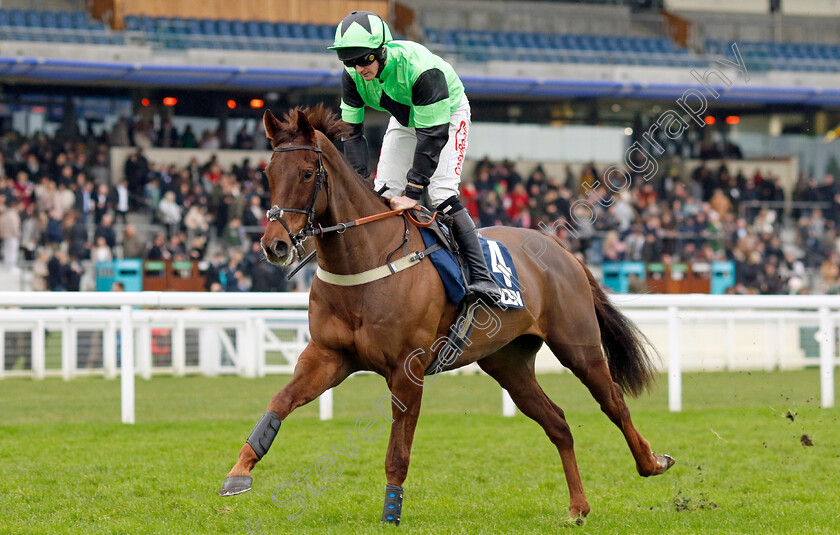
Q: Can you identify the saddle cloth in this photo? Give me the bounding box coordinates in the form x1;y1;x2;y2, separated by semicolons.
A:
418;226;526;309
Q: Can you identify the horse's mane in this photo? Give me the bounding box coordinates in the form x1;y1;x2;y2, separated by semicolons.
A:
270;104;381;196
271;104;353;146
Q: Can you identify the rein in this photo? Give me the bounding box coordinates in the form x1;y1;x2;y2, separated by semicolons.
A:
266;140;442;285
266;140;437;251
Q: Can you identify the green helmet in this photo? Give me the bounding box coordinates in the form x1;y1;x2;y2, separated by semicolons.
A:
329;11;393;62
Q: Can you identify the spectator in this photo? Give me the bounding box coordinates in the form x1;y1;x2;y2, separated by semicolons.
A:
203;251;227;290
505;183;529;221
0;197;21;272
183;203;210;240
112;179;130;224
144;177;161;216
221;217;246;251
64;255;83;291
168;233;187;259
76;180;95;223
242;195;264;228
157;191;182;235
57;182;76;217
90;183;109;224
66;210;90;261
251;260;288;292
124;149;149;199
709;188;732;219
47;250;68;291
13;171;34;209
19;203;41;261
92;236;113;263
221;251;249;292
234;125;254;150
94;213;117;252
44;209;64;246
146;234;171;261
200;129;221;150
121;224;146;259
111;118;131;147
601;230;627;262
31;250;49;291
181;125;198;148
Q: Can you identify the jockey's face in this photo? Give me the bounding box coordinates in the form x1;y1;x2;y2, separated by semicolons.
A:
355;60;379;81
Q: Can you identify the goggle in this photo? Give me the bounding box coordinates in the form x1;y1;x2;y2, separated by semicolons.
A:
343;52;377;68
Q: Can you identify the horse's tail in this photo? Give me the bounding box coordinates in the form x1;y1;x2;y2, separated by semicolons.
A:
579;258;658;397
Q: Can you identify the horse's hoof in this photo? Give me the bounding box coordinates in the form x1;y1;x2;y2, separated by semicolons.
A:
219;475;253;496
565;515;586;527
655;453;676;474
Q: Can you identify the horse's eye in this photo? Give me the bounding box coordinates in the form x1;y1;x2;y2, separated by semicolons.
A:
303;170;314;181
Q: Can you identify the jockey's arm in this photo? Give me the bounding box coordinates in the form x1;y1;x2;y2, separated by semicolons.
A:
404;124;448;200
404;68;451;201
339;70;370;177
343;123;370;178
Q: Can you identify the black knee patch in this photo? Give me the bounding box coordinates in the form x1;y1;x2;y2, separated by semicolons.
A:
437;196;464;215
381;483;404;525
246;411;282;460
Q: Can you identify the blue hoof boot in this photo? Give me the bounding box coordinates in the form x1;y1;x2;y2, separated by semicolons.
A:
381;483;403;526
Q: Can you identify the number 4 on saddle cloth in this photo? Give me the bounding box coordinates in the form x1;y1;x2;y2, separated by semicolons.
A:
412;209;526;376
418;227;525;309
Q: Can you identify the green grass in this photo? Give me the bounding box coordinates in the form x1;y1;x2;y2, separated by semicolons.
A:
1;370;839;534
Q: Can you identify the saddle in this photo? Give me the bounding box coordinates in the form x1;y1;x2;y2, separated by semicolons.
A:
404;206;459;256
405;206;529;376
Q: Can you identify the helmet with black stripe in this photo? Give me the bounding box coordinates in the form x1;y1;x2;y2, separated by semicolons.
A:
329;11;393;64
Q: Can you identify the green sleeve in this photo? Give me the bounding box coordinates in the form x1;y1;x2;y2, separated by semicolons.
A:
412;101;450;129
410;68;452;129
340;70;365;124
341;102;365;124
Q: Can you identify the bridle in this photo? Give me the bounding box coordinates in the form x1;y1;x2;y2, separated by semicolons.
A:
264;137;436;266
265;140;328;259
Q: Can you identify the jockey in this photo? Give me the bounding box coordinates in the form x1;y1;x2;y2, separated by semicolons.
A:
329;10;502;303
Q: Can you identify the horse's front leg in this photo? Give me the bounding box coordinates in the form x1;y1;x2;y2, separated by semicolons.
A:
220;343;352;496
380;366;424;525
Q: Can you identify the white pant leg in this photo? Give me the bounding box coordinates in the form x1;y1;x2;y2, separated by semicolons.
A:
374;117;416;199
427;95;470;208
374;95;471;208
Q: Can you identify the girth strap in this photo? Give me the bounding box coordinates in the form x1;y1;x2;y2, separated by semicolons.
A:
316;244;440;286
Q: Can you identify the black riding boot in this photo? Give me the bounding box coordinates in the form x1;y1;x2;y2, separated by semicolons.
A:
450;209;502;302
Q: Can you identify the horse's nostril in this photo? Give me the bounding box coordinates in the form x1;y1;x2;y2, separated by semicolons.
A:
273;240;289;258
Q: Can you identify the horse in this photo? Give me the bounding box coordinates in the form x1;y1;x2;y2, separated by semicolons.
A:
219;104;674;524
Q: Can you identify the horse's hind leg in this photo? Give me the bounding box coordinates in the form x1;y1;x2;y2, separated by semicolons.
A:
220;344;352;496
548;342;673;477
478;347;590;523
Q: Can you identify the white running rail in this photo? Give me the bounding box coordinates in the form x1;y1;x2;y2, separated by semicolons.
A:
0;292;837;423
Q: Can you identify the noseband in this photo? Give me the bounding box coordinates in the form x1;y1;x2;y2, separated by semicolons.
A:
266;140;328;258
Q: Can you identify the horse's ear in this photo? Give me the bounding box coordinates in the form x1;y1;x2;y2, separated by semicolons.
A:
263;110;281;140
295;108;316;143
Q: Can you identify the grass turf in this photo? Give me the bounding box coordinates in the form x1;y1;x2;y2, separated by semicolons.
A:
1;369;838;534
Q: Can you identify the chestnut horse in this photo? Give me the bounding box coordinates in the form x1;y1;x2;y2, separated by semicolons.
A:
220;105;674;524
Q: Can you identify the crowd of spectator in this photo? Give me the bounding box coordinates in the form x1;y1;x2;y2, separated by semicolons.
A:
462;156;840;295
0;126;292;293
2;123;840;295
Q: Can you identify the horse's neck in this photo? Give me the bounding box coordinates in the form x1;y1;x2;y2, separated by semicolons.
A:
315;137;407;275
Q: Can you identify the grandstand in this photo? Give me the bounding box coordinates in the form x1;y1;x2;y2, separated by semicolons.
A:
1;0;840;296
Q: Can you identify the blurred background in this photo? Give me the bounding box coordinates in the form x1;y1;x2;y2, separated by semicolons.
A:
1;0;840;299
